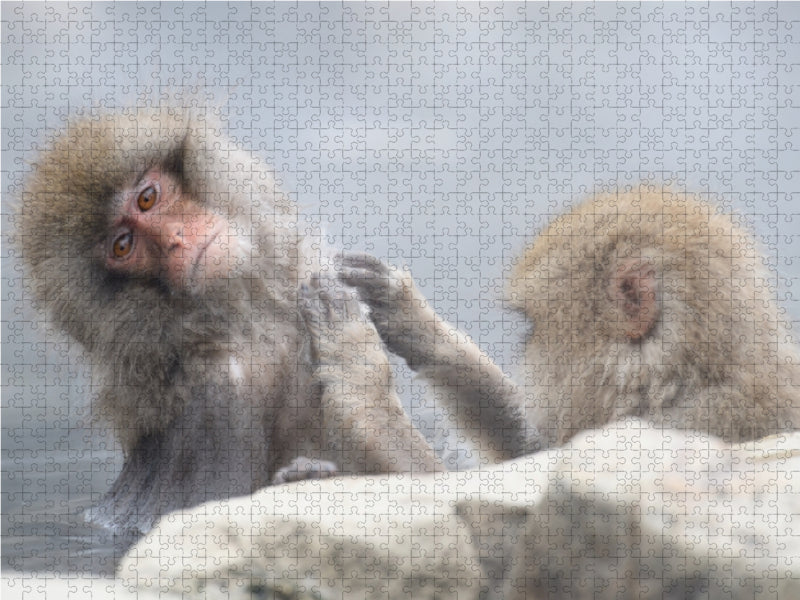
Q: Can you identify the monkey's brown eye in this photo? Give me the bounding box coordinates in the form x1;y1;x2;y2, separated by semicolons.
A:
112;232;134;258
137;186;157;211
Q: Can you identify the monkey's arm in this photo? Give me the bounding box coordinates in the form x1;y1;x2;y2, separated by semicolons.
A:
339;253;537;462
301;273;442;475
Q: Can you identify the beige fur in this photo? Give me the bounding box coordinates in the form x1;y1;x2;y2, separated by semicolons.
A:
343;188;800;459
19;109;439;532
509;189;800;445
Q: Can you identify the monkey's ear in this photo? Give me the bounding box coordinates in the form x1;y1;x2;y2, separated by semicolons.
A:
608;258;660;341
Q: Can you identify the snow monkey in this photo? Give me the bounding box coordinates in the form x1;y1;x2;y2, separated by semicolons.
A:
19;108;439;533
340;188;800;455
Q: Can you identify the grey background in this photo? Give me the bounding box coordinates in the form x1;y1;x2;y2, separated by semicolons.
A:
3;1;800;575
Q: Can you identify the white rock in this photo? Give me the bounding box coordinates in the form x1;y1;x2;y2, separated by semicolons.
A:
120;419;800;599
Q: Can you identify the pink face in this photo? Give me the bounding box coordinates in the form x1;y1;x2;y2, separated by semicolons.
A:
104;168;234;292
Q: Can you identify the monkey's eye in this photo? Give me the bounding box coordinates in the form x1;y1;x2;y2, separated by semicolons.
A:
112;231;134;259
137;186;157;211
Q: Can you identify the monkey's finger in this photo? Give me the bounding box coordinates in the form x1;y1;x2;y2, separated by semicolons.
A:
338;252;386;269
272;457;339;485
299;282;339;334
316;286;340;321
338;252;395;277
302;273;322;291
339;266;404;304
299;282;324;309
338;275;388;309
338;264;401;287
338;254;411;292
338;266;381;285
312;275;366;322
298;290;320;329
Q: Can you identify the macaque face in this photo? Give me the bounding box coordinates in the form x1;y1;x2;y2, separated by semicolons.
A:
103;168;235;292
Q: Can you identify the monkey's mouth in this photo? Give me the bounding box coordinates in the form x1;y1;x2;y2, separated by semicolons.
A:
196;232;219;261
189;229;223;281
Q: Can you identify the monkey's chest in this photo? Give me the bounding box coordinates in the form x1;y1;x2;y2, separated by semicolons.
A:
211;343;324;469
223;346;320;409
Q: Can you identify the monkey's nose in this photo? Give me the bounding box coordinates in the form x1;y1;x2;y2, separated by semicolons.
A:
163;229;189;254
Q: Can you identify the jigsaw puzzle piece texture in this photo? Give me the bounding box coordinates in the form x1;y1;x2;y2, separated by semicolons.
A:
2;2;799;596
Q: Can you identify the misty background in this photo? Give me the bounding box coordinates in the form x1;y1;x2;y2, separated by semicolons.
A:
3;2;800;575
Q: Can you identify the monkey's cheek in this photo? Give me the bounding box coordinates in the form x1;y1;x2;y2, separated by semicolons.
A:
201;258;234;282
158;257;217;295
194;241;240;283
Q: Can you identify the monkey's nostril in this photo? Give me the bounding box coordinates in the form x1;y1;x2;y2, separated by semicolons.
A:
166;227;187;251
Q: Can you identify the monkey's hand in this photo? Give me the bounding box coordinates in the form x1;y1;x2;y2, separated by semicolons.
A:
339;253;536;463
300;270;441;475
337;253;440;369
300;272;371;363
272;456;339;485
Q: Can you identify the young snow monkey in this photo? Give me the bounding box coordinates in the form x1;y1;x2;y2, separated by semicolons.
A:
341;188;800;455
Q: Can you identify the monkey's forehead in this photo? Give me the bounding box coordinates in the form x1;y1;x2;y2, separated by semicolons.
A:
52;112;195;165
535;190;752;250
29;110;248;199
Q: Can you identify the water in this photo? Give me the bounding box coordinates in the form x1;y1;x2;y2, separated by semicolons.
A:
1;376;140;576
0;307;453;577
1;308;141;576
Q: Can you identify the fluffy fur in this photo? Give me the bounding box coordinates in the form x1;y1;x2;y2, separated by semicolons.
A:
20;109;438;532
508;188;800;444
344;187;800;457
